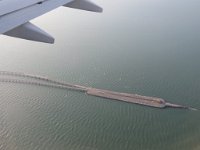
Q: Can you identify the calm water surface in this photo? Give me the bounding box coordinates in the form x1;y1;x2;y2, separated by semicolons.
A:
0;0;200;150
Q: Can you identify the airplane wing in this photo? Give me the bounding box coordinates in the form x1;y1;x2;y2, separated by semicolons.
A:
0;0;102;43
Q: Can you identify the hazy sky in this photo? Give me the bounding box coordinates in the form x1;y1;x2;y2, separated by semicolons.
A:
1;0;200;45
0;0;200;70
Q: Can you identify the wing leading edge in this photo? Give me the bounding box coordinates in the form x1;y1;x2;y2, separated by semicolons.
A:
0;0;103;43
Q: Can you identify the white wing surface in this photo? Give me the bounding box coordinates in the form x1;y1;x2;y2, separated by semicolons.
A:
0;0;45;16
0;0;102;43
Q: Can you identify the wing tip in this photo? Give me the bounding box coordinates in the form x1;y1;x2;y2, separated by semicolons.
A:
64;0;103;13
96;7;103;13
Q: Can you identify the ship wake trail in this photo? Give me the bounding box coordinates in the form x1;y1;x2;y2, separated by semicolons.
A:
0;71;88;91
0;71;198;111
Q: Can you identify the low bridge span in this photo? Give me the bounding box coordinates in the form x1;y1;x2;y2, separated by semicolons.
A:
0;71;197;111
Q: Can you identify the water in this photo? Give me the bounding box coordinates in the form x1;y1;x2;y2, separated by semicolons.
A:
0;0;200;149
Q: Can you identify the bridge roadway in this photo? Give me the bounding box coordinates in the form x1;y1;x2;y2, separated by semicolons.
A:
0;71;197;110
87;88;166;108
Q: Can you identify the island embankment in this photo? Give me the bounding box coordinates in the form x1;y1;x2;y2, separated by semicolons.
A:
0;71;197;110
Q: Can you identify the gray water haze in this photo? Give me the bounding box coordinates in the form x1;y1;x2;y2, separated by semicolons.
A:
0;0;200;150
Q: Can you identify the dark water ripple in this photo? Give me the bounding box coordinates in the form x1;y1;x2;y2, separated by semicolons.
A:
0;71;199;150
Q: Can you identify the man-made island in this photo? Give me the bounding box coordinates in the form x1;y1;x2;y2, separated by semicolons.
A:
0;71;197;111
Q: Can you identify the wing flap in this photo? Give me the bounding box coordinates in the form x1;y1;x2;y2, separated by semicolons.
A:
4;22;54;43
